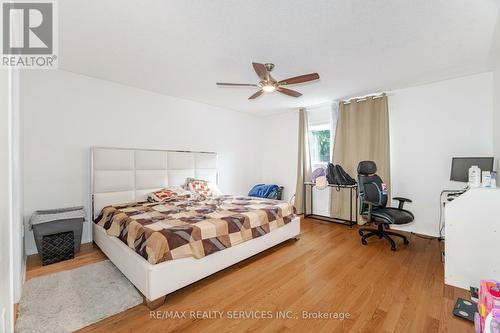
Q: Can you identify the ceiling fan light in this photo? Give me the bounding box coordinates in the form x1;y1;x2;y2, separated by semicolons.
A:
262;85;276;93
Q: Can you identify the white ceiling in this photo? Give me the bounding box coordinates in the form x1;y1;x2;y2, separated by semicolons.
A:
59;0;500;116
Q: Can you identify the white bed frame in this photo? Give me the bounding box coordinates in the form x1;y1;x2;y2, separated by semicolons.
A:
91;147;300;308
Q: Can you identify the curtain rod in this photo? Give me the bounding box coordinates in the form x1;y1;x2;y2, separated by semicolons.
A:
301;91;392;108
341;91;392;104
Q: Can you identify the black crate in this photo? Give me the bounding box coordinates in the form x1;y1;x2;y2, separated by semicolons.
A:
41;231;75;265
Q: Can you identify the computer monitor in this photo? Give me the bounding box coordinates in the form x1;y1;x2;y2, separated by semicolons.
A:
450;157;494;182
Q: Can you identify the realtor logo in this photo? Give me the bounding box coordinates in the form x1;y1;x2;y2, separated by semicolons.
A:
1;0;58;68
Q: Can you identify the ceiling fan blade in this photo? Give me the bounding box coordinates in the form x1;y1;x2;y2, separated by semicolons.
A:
248;90;264;100
278;73;320;85
252;63;268;80
216;82;258;87
277;87;302;97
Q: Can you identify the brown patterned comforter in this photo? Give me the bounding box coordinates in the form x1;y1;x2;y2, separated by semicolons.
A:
94;195;296;264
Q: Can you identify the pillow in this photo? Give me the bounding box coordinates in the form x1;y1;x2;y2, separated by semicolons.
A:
182;177;209;190
185;178;222;197
208;182;223;196
148;186;191;203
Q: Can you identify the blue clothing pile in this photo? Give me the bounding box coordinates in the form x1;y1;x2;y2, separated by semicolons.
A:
248;184;280;199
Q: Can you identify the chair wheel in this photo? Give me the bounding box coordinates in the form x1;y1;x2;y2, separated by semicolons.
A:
404;239;409;245
358;230;364;236
391;246;396;251
361;239;367;245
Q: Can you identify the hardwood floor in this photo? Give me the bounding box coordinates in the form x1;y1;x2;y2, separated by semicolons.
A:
25;242;107;281
26;218;473;333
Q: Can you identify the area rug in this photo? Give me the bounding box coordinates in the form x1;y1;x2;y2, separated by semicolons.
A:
15;260;143;333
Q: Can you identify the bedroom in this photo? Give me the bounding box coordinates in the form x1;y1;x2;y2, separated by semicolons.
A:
1;1;500;332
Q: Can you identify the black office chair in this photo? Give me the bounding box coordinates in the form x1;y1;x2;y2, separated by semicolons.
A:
357;161;414;251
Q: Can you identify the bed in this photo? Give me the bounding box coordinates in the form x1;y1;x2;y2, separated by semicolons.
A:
91;147;301;309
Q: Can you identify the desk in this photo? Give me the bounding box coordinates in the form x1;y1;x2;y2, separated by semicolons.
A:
439;189;466;241
303;182;358;227
445;187;500;289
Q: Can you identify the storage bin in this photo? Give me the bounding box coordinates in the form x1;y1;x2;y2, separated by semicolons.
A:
30;206;86;264
41;231;75;265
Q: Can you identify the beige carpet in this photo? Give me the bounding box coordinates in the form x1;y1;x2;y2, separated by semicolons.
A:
15;260;143;333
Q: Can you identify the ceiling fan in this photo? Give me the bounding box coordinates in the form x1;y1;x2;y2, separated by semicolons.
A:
216;63;320;100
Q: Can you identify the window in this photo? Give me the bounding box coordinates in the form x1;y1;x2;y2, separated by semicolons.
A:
307;103;338;168
309;123;330;167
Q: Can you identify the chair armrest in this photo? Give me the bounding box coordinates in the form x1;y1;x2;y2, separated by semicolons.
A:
393;197;412;210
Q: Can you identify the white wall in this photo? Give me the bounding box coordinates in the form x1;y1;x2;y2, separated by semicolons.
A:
11;69;24;305
493;64;500;165
260;111;299;202
21;70;264;255
0;69;14;333
389;72;494;236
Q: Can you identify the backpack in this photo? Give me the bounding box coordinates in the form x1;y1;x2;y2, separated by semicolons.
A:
326;163;357;186
336;165;357;185
326;163;336;184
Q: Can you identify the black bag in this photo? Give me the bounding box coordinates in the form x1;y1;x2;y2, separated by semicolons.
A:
326;163;336;184
336;165;357;185
326;163;356;186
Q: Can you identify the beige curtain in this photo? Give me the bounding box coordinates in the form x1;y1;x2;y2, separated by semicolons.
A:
294;108;312;214
330;96;390;224
330;102;339;155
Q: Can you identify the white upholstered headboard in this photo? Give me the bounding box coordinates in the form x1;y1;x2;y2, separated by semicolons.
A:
91;147;217;219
